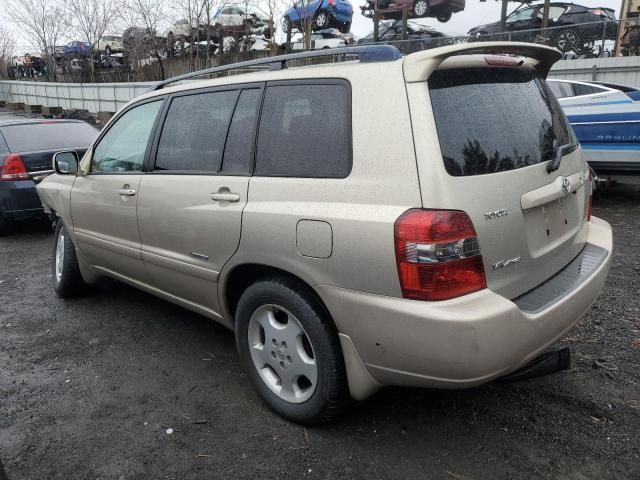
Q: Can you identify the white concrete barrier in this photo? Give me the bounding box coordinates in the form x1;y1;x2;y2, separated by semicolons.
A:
0;80;155;113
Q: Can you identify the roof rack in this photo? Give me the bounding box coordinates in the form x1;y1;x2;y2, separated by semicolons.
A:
151;45;402;91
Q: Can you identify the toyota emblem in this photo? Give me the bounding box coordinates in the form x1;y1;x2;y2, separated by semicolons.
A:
561;177;571;194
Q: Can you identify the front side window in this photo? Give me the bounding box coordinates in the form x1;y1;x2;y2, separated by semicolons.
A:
548;6;566;20
91;100;162;173
506;7;535;23
255;83;351;178
155;90;238;172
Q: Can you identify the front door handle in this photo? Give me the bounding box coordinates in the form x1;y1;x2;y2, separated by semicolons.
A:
210;192;240;203
118;188;137;196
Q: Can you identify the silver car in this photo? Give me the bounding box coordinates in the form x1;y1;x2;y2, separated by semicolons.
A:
38;43;613;425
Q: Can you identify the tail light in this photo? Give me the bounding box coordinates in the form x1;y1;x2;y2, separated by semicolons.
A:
394;209;487;301
589;8;608;16
0;154;30;181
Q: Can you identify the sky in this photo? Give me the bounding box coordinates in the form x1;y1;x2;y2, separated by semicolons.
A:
1;0;622;53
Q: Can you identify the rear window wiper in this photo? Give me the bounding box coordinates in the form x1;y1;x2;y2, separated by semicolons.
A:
547;143;573;173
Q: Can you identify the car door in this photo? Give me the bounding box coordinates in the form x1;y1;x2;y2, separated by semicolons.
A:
71;98;164;282
136;85;262;316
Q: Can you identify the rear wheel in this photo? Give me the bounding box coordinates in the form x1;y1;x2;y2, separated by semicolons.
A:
315;10;330;29
52;221;86;298
555;30;579;52
235;277;349;425
437;9;452;22
338;21;351;33
413;0;429;17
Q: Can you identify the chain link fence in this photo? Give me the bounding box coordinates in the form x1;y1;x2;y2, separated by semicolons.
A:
363;18;640;59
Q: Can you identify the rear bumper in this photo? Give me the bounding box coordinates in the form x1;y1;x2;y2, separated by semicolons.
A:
316;216;612;398
0;180;45;220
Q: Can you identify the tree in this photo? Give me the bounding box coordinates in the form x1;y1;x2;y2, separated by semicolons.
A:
65;0;118;79
118;0;168;80
263;0;286;55
7;0;70;81
0;27;15;80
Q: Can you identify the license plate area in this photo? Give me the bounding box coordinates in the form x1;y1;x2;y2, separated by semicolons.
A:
523;195;581;258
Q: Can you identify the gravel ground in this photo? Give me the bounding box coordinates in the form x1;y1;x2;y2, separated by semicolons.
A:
0;185;638;480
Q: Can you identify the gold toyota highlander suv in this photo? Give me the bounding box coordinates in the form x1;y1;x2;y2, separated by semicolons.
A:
38;43;613;425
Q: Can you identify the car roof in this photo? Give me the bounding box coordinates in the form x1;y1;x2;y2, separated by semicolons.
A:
0;119;89;128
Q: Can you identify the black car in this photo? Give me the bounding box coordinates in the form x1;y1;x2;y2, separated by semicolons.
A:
357;20;454;54
0;119;98;234
468;2;617;54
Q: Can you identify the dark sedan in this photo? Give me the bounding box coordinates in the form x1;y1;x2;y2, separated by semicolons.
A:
468;2;617;54
0;119;98;234
357;20;454;54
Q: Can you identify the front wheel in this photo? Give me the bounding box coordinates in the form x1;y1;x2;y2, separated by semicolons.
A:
235;277;349;425
52;221;86;298
315;10;330;30
0;215;9;236
413;0;429;17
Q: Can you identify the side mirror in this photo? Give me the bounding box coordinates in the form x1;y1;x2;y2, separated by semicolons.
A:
53;151;79;175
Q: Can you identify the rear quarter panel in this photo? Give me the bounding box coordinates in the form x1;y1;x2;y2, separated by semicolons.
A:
219;62;423;317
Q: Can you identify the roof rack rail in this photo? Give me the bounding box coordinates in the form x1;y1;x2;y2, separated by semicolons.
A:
151;45;402;91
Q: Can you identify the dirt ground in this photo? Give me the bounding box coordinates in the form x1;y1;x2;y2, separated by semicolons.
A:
0;185;638;480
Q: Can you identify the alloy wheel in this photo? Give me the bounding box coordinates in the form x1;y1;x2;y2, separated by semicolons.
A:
247;304;318;404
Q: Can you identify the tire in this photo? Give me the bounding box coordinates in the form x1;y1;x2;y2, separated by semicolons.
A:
338;22;351;34
52;221;86;298
413;0;429;17
235;277;349;425
0;215;9;236
555;30;579;52
437;9;452;22
315;10;330;30
282;16;292;34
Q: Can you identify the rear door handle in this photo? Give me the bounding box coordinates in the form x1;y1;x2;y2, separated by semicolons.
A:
118;188;137;196
210;192;240;203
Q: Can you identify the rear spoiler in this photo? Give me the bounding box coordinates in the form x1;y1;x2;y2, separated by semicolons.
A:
403;41;563;83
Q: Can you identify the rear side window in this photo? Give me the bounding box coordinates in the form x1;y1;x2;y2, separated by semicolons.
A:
155;90;238;172
548;81;574;98
255;83;351;178
221;89;261;175
1;122;98;152
429;68;573;177
572;83;607;96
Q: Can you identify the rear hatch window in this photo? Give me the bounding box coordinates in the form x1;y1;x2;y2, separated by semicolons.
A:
428;68;575;177
422;65;588;300
0;122;98;152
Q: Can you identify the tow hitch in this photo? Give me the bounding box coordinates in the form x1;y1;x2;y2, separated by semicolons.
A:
498;347;571;383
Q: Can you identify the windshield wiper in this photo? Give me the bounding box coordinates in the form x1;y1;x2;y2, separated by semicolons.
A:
547;143;573;173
